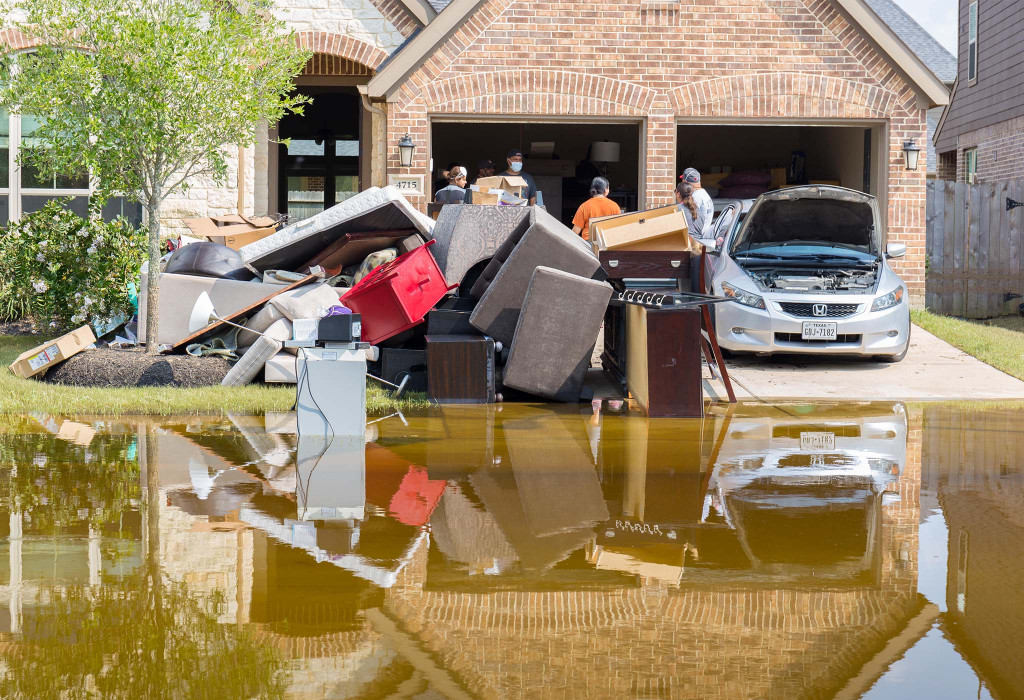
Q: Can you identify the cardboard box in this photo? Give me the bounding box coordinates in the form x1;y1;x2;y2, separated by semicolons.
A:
9;325;96;379
590;205;701;253
770;167;787;189
470;175;528;205
700;172;730;189
185;214;278;251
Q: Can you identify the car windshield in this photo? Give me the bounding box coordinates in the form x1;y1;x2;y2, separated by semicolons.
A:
732;197;879;258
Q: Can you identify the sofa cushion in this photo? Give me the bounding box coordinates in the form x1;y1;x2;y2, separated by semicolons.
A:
468;210;602;345
502;267;612;402
222;319;290;387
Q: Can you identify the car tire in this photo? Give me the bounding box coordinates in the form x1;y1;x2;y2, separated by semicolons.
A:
874;327;910;363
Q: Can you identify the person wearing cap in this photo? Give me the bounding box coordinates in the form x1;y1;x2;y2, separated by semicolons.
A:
435;165;468;204
679;167;714;237
472;158;496;185
500;148;537;205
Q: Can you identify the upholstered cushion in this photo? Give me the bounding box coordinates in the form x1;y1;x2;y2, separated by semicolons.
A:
432;205;534;292
267;283;341;321
502;267;612;402
222;319;290;386
469;210;602;345
236;304;286;349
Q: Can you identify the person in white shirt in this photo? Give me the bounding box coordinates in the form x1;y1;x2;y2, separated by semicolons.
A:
679;167;713;237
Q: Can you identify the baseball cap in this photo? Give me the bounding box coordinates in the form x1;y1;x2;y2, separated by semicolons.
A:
477;158;495;170
507;148;524;159
679;165;704;182
682;168;701;183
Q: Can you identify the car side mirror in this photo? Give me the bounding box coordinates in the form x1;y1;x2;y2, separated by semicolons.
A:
886;242;906;259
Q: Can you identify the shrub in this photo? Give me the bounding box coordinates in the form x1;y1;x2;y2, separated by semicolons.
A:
0;199;146;333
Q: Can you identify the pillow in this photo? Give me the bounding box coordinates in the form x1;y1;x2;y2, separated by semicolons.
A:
268;283;341;321
236;304;286;349
353;248;397;284
721;171;771;187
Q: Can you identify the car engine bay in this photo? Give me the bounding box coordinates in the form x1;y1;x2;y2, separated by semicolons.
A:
745;266;879;293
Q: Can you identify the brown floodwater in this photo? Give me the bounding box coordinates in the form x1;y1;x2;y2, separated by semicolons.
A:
0;402;1021;699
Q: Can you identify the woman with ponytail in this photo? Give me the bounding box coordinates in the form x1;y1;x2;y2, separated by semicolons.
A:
434;165;468;204
571;176;621;241
675;181;699;233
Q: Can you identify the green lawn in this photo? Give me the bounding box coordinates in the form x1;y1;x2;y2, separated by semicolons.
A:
0;334;426;416
912;309;1024;381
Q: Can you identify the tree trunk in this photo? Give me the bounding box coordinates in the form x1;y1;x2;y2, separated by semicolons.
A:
144;191;162;355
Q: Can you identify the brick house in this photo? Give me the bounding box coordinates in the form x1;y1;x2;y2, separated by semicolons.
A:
934;1;1024;184
1;0;949;299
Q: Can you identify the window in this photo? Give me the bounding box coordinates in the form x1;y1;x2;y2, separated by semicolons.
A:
965;148;978;184
968;1;978;82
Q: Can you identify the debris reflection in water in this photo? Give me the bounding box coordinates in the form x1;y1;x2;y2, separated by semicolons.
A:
0;402;1021;699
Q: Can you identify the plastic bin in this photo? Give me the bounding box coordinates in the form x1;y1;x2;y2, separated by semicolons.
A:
341;240;457;345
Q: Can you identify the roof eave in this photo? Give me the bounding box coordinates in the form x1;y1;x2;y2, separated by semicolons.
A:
833;0;950;108
398;0;436;26
367;0;486;101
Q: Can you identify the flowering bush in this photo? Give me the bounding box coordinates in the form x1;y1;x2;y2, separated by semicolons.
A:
0;199;146;332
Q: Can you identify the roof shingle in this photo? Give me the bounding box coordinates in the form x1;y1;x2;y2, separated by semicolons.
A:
863;0;957;84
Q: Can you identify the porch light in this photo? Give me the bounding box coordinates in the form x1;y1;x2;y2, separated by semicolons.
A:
397;133;415;168
902;139;921;171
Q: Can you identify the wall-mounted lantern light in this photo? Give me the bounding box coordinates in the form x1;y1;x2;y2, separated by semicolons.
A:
902;139;921;171
398;133;415;168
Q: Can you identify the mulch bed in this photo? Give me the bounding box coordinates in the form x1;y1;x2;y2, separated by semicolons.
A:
0;320;37;336
43;346;233;388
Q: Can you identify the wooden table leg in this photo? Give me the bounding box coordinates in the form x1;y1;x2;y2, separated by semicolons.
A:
699;250;736;403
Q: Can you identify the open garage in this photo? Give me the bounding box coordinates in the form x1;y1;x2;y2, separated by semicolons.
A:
676;122;888;204
431;120;642;225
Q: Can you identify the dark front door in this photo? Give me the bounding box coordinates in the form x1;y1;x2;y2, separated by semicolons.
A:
278;88;361;222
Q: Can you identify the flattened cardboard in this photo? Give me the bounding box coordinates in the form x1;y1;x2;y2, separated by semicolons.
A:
9;325;96;379
185;215;278;251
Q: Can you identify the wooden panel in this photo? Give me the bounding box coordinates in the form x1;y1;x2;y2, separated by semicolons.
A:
953;182;968;316
625;305;703;418
966;183;981;317
926;181;943;312
599;250;694;281
426;335;495;403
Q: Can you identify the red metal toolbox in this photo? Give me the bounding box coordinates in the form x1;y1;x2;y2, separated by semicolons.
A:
341;240;457;345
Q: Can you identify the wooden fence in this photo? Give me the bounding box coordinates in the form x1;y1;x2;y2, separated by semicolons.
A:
926;179;1024;318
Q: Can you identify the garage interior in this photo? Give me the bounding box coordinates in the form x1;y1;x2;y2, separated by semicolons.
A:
431;121;641;225
676;123;885;199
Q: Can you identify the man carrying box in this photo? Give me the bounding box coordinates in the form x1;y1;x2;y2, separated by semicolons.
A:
500;148;537;205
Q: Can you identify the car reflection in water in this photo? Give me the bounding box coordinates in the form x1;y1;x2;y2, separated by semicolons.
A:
587;402;907;587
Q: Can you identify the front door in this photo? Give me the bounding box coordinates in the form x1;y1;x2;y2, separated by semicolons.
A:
277;88;361;222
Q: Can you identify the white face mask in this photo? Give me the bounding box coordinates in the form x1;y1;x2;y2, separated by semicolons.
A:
509;161;523;173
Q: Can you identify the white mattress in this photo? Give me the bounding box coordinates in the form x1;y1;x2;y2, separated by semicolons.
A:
240;186;434;267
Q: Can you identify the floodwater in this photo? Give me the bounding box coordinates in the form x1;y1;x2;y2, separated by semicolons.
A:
0;402;1021;699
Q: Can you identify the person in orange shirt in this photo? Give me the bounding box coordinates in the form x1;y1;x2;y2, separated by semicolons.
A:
572;177;621;241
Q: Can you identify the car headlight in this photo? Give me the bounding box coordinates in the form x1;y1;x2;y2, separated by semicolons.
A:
871;285;905;312
721;282;766;310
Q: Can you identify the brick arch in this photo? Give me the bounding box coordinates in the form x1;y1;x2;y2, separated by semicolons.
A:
294;31;389;71
667;72;898;120
419;69;656;117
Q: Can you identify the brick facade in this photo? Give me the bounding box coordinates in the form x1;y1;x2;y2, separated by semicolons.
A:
943;114;1024;184
383;0;929;298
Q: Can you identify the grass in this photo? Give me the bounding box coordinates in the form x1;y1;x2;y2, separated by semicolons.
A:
0;334;427;416
912;309;1024;381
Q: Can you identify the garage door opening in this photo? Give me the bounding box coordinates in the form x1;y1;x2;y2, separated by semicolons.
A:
432;121;641;225
675;123;885;201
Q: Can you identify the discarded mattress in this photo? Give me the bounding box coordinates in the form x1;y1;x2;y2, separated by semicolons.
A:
164;241;252;281
430;205;533;290
240;186;435;272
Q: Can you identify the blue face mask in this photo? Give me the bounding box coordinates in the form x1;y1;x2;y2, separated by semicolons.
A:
509;161;523;173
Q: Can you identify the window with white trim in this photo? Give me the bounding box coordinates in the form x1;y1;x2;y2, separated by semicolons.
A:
968;1;978;83
965;148;978;184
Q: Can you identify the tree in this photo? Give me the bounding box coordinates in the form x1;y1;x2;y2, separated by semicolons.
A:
0;0;310;351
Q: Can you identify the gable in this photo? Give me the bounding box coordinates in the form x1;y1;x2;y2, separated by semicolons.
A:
368;0;947;109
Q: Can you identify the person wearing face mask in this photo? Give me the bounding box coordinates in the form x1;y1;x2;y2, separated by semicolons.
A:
500;148;537;205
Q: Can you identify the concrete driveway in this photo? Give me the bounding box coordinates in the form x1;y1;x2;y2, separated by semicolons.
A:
707;325;1024;401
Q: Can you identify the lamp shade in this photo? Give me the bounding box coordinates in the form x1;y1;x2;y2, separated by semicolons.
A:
902;139;921;171
591;141;621;163
188;291;218;334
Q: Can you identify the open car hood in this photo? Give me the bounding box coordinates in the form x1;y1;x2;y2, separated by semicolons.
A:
730;185;882;257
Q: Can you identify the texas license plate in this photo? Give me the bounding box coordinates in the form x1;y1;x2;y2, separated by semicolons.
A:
800;432;836;451
801;321;837;340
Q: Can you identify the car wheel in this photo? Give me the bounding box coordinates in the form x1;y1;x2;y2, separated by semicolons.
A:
874;327;910;363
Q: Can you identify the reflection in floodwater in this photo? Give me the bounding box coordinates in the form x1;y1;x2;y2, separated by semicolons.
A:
0;403;1021;698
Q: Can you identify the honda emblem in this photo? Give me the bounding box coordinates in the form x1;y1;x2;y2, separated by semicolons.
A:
812;304;828;317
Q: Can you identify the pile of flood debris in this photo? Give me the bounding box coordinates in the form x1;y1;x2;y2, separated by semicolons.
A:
11;185;720;414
